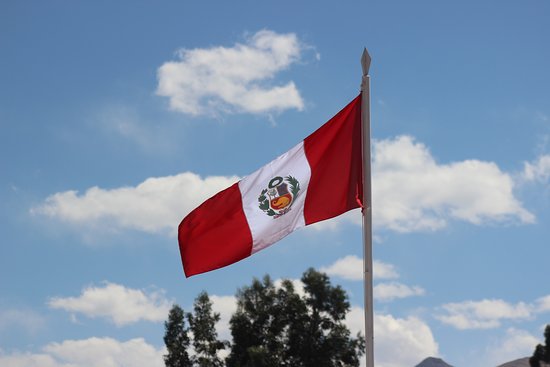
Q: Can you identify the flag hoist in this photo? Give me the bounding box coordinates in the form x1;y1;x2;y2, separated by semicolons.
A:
178;49;374;365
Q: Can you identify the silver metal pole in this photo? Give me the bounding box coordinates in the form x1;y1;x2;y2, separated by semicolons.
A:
361;48;374;367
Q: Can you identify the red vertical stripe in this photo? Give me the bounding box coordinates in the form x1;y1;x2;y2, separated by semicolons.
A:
178;183;253;277
303;95;363;225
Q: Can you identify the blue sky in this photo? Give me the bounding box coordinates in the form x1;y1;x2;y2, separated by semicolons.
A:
1;1;550;366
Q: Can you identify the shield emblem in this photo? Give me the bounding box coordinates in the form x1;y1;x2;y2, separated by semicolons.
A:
270;192;292;210
268;181;291;209
258;176;301;219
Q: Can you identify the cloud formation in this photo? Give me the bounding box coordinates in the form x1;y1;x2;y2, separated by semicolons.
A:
321;255;424;302
157;30;305;116
210;295;238;341
346;308;439;367
320;255;399;281
373;282;425;302
482;328;540;367
0;337;164;367
48;282;172;326
32;172;239;236
373;136;534;232
522;154;550;183
32;136;534;237
436;298;533;330
535;295;550;313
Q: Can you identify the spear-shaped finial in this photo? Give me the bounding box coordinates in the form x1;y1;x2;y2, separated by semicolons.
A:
361;48;371;76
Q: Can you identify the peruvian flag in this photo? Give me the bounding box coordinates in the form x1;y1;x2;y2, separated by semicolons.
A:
179;95;363;277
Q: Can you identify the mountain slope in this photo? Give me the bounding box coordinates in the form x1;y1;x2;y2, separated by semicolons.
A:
498;357;550;367
497;357;530;367
415;357;454;367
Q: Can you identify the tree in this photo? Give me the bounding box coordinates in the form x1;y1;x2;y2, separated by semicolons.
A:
226;268;365;367
530;344;545;367
164;269;365;367
187;291;228;367
225;275;285;367
294;268;365;367
164;304;192;367
529;324;550;367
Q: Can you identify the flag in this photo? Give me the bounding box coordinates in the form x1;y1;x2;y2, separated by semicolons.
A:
179;95;363;277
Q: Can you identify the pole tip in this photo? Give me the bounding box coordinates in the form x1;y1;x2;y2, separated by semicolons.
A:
361;48;371;75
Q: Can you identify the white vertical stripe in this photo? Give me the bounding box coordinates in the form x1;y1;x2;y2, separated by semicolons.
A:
239;142;311;254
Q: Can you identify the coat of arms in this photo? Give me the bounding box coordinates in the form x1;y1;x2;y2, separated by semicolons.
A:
258;175;300;218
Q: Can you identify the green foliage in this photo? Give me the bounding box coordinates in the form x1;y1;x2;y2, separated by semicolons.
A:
286;175;300;197
188;291;228;367
529;324;550;367
226;268;365;367
258;189;269;211
164;305;193;367
293;268;365;367
530;344;545;367
225;275;285;367
164;269;365;367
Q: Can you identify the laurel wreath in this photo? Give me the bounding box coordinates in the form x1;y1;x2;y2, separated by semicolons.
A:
258;189;276;216
286;175;300;197
258;175;300;217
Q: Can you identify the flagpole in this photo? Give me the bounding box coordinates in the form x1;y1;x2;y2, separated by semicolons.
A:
361;48;374;367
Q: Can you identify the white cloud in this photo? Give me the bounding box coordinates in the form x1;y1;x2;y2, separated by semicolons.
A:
345;308;439;367
48;282;172;326
305;209;361;232
374;282;425;302
31;172;239;236
374;314;439;367
535;295;550;313
436;299;532;330
320;255;362;281
157;29;305;116
0;308;45;335
321;255;399;281
345;306;365;336
321;256;423;302
373;136;534;232
0;351;60;367
522;154;550;183
373;261;400;280
0;337;165;367
32;135;534;237
210;295;237;341
483;328;540;367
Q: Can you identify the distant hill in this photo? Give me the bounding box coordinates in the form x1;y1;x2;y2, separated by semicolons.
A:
497;357;550;367
415;357;454;367
497;357;530;367
414;355;550;367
